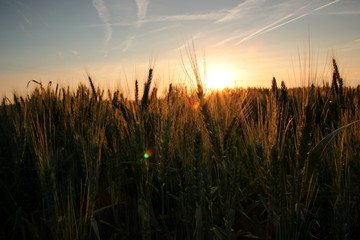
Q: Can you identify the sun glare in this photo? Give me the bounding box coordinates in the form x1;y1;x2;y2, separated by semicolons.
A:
205;66;236;90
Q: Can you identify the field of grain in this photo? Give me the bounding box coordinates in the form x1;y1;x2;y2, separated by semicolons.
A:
0;59;359;239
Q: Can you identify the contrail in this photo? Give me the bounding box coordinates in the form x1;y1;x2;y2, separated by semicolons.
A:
92;0;112;42
313;0;341;11
235;0;342;46
235;14;294;45
135;0;150;27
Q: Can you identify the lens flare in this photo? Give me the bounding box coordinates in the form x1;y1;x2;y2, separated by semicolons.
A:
188;97;200;110
144;149;153;159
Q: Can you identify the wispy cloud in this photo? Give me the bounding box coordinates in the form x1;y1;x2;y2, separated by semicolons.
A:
211;35;242;48
243;0;341;43
169;33;204;54
319;10;360;15
334;39;360;52
119;24;179;52
121;36;135;52
150;12;222;22
135;0;150;27
17;8;31;25
213;0;343;47
87;12;221;28
235;13;295;45
5;1;31;25
89;23;180;55
216;0;266;23
86;22;134;28
92;0;112;42
143;24;180;35
313;0;340;11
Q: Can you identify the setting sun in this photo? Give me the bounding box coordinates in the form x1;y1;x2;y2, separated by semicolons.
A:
205;66;236;90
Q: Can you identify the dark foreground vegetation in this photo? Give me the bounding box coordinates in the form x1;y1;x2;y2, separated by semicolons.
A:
0;59;359;239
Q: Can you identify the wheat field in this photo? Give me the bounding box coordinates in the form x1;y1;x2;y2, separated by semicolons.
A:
0;59;359;239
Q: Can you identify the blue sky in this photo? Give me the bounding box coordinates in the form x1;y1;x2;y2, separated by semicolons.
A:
1;0;359;96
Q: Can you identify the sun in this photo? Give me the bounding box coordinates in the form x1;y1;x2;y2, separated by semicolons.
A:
205;66;236;90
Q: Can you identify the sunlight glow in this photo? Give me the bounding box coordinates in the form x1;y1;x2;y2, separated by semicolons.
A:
205;66;236;90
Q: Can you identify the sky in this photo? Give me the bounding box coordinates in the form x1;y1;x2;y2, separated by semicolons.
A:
1;0;360;97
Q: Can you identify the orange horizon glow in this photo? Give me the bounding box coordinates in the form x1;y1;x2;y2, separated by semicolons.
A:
205;65;239;90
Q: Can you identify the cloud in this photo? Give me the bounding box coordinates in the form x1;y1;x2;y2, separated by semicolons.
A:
235;14;294;45
141;24;180;35
236;13;310;45
92;0;112;42
5;1;31;25
211;13;297;48
86;22;134;28
168;33;204;54
313;0;340;11
216;0;266;23
210;35;242;48
334;39;360;52
17;8;31;25
121;36;135;52
151;12;222;22
327;10;360;15
87;12;221;28
244;0;341;43
213;0;343;47
135;0;150;27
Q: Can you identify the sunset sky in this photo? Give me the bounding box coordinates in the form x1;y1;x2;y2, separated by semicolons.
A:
1;0;359;96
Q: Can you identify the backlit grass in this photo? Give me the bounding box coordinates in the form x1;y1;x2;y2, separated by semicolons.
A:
0;59;359;239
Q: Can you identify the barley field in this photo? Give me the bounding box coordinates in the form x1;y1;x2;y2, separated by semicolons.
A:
0;59;359;239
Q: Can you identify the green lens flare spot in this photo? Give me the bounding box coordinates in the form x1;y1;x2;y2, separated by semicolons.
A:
144;149;153;159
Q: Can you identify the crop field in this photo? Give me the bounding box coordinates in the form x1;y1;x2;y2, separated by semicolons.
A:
0;59;359;239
